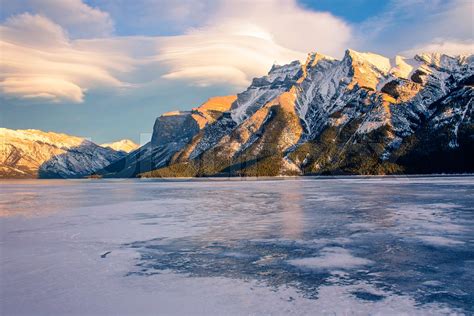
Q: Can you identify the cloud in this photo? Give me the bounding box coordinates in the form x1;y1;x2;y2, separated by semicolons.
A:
1;0;472;104
402;39;474;56
89;0;215;36
212;0;353;55
1;77;84;103
156;29;303;88
1;12;68;47
357;0;474;55
155;0;352;87
0;14;134;103
1;0;114;38
0;0;353;101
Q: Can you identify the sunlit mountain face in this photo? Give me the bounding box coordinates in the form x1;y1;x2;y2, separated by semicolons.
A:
0;128;128;178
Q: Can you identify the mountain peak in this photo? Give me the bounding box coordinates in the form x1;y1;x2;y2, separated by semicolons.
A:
0;127;86;149
162;111;188;117
305;52;335;67
100;139;139;153
193;95;237;113
269;60;301;74
1;128;124;178
344;49;392;73
413;52;470;71
191;95;237;128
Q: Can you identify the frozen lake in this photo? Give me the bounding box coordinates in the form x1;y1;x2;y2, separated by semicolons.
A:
1;177;473;315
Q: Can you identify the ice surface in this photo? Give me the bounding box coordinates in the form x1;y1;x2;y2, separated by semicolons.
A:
417;235;465;246
1;176;473;315
287;247;373;270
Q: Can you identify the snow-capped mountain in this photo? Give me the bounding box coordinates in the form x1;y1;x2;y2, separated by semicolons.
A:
4;49;471;179
100;139;139;153
0;128;126;178
107;49;470;177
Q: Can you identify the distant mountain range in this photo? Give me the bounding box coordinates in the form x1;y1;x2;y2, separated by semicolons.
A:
1;49;473;178
0;128;137;178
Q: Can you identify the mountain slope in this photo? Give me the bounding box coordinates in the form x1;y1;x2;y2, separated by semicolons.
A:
103;49;473;177
0;128;125;178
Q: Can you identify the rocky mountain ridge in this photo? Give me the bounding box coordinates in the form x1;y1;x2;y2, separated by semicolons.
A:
0;128;128;178
114;49;472;178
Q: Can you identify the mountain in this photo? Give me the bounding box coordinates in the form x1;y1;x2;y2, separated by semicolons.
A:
97;96;237;177
100;139;139;153
0;128;126;178
101;49;474;178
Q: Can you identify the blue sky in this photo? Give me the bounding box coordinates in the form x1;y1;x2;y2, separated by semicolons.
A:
1;0;472;144
300;0;389;22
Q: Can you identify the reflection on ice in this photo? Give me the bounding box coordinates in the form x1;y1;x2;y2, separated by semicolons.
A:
416;235;465;246
1;176;473;315
287;247;373;270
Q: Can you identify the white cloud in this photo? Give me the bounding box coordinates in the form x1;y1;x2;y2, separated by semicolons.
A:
161;66;250;88
2;0;114;38
357;0;474;55
155;0;352;87
1;12;68;47
156;29;304;88
1;77;84;103
0;0;353;102
1;0;472;104
215;0;352;55
403;39;474;57
0;14;134;103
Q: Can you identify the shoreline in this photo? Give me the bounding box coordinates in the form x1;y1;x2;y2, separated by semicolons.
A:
1;173;474;182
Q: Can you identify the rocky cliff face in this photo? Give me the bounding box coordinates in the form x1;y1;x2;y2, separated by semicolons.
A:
0;128;125;178
97;95;236;177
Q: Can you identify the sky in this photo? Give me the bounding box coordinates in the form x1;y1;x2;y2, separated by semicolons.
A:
1;0;473;144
